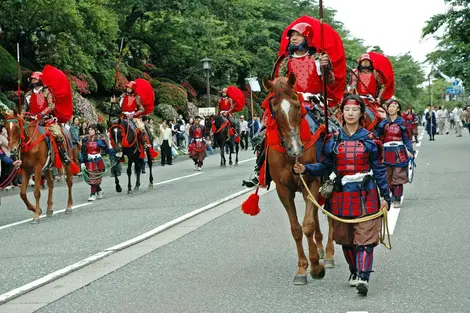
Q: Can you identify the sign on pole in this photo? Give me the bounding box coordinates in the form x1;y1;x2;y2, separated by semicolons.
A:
198;107;216;116
246;77;261;92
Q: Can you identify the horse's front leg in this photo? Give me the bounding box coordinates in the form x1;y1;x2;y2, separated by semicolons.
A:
20;170;35;213
147;154;154;189
235;142;239;166
31;167;43;224
324;216;335;268
220;143;226;167
277;185;309;285
134;155;141;191
127;159;133;194
45;169;54;217
64;165;73;214
301;189;326;279
228;142;233;166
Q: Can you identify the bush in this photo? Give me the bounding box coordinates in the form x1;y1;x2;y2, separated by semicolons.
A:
153;80;188;113
187;102;198;119
0;92;15;110
0;46;17;86
72;92;98;123
127;67;146;81
155;103;178;121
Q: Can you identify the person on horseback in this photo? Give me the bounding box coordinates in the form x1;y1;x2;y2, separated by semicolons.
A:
80;124;115;201
24;71;71;165
188;116;206;171
293;94;391;296
243;21;334;188
216;88;236;125
111;81;153;151
349;53;385;107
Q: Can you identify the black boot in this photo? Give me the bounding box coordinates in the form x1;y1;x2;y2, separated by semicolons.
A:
57;141;71;165
242;137;265;187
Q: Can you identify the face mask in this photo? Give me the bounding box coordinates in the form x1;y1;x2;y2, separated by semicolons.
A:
29;82;42;89
359;65;373;71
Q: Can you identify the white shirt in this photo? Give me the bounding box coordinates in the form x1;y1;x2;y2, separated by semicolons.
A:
239;120;249;132
162;127;172;140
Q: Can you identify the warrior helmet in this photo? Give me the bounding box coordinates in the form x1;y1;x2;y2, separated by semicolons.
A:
29;71;43;82
287;22;315;47
358;53;374;70
125;81;137;91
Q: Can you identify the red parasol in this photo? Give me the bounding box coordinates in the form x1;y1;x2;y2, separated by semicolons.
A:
368;52;395;100
42;65;73;123
134;78;155;115
227;86;245;112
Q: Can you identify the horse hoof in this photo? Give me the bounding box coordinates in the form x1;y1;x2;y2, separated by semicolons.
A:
148;184;154;190
134;186;139;192
234;163;238;166
65;208;73;215
46;210;53;217
229;161;233;166
310;266;326;280
324;259;335;269
116;185;122;193
127;190;133;195
293;274;308;285
30;217;40;224
318;248;325;260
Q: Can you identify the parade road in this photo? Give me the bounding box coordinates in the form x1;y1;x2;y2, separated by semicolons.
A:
1;132;469;313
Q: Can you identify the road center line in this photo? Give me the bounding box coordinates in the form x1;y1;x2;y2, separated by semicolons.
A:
238;157;256;164
387;130;424;234
153;172;202;186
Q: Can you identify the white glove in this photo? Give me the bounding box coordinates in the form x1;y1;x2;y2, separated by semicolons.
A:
80;163;86;170
116;152;123;158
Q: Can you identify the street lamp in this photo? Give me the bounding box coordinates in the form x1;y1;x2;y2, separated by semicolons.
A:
200;57;212;107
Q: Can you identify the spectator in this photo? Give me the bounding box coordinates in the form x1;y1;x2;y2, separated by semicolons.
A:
247;115;260;150
206;136;214;156
159;120;173;166
239;115;249;150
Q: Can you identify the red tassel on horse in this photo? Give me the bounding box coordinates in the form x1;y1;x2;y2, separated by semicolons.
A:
241;187;261;216
70;161;80;175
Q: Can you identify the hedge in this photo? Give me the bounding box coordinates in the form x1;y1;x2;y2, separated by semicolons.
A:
0;45;17;86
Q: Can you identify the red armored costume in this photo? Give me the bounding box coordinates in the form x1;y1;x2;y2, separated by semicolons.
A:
276;22;335;109
188;116;207;171
350;54;385;101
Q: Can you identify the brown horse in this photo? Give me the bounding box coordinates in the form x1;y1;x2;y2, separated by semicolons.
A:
4;113;74;223
263;73;334;285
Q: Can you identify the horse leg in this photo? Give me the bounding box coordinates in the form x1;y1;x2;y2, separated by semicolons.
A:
147;153;154;189
31;167;43;224
313;205;325;260
220;142;225;167
46;169;54;217
64;165;73;214
229;142;233;166
134;155;141;191
234;142;239;166
127;159;133;194
20;170;35;213
277;186;309;285
301;191;326;279
324;216;335;268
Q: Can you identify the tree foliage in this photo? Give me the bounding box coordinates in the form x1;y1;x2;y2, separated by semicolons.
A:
422;0;470;89
0;0;428;116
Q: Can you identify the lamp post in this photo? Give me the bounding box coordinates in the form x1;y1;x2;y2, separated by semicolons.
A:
200;57;212;107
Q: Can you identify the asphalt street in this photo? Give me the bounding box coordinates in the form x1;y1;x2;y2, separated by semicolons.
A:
2;130;470;313
0;149;256;296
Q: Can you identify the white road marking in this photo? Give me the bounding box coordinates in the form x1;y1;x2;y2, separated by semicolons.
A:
105;187;254;251
238;157;256;164
153;172;202;186
0;187;257;304
0;203;92;231
0;251;112;305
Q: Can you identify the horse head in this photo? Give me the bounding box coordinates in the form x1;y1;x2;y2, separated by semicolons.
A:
4;111;23;158
263;73;304;157
108;123;124;156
